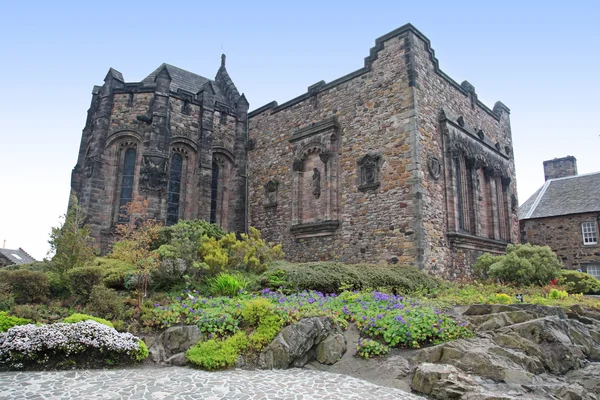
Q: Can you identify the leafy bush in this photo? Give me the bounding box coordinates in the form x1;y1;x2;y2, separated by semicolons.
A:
63;313;114;328
0;321;147;370
186;331;248;370
0;270;49;304
240;297;275;325
150;258;188;291
248;314;284;350
0;312;31;332
548;289;568;300
86;285;123;320
0;282;15;312
199;228;284;275
475;244;562;286
261;262;439;294
84;258;135;290
66;266;105;299
208;273;250;297
356;338;390;359
494;293;512;304
559;270;600;294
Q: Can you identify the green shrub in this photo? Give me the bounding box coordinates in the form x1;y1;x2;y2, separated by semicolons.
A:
241;297;275;325
150;258;188;291
548;288;569;300
0;311;31;332
134;340;149;361
0;282;15;312
66;266;105;299
559;270;600;294
63;313;114;328
261;262;440;294
248;314;284;350
208;273;250;297
86;285;123;320
0;270;49;304
11;304;41;321
356;338;390;359
199;228;284;275
83;258;135;290
494;293;512;304
475;244;562;286
186;331;249;370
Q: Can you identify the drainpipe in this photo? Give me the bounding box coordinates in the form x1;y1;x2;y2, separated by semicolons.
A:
245;116;249;234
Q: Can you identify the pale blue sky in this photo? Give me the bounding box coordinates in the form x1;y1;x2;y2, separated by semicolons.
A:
1;0;599;259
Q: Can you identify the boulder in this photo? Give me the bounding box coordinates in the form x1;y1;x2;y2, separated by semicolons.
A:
411;363;479;399
412;338;540;383
148;325;202;365
315;333;346;365
258;317;345;369
566;363;600;395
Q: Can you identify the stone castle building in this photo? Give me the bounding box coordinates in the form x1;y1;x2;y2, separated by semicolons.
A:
71;24;518;278
520;157;600;279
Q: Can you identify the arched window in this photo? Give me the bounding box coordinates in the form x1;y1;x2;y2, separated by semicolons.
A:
167;153;183;226
118;148;136;222
210;161;219;223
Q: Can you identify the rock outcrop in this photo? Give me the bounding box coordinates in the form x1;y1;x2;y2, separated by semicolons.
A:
148;325;202;365
258;317;346;369
409;304;600;399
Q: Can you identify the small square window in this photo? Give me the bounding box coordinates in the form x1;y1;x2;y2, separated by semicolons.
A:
582;221;597;245
586;265;600;279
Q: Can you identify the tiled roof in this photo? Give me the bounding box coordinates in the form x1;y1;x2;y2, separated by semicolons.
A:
141;64;228;104
519;172;600;220
0;248;37;265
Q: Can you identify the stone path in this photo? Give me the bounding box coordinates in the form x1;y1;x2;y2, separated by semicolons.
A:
0;367;425;400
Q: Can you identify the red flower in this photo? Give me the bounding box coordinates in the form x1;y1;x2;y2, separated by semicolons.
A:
550;278;558;286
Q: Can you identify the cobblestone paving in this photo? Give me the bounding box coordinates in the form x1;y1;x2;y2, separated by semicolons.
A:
0;367;425;399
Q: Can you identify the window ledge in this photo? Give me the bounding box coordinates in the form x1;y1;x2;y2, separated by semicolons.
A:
447;232;510;253
291;220;340;238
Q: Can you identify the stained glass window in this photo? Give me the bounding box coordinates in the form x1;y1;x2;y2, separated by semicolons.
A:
210;161;219;224
167;153;183;226
118;148;136;222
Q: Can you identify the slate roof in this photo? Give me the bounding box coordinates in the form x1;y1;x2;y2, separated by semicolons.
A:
141;64;229;104
0;248;37;265
519;172;600;220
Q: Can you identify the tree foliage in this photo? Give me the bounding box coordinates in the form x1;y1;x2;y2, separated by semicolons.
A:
48;193;95;274
474;244;562;286
112;196;163;308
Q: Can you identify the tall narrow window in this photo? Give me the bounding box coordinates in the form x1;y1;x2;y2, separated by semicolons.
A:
454;157;466;231
167;153;183;226
118;148;136;222
210;161;219;224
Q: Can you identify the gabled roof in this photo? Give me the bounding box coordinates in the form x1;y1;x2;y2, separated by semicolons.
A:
0;248;37;265
141;63;229;104
519;172;600;220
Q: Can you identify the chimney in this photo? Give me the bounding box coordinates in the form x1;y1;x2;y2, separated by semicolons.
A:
543;156;578;181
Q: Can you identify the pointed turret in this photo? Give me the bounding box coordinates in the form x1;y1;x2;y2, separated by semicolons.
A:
215;53;240;107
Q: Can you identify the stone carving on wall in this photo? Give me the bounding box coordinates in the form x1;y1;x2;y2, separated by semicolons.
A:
446;129;510;180
288;117;340;237
292;158;304;172
357;154;381;191
139;153;168;193
312;168;321;199
264;180;278;208
428;155;441;180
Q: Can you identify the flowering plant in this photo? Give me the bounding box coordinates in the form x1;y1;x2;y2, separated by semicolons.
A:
0;320;147;370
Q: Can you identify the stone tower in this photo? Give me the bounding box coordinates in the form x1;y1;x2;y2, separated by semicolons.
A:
247;24;518;279
71;56;249;251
